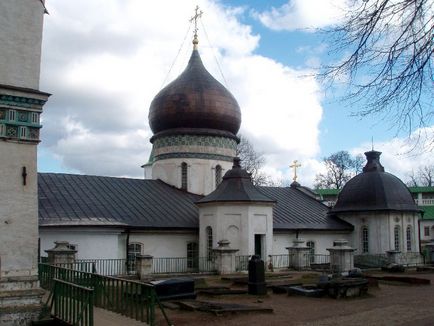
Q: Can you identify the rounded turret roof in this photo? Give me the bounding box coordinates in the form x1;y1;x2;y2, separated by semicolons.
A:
331;151;420;213
148;49;241;137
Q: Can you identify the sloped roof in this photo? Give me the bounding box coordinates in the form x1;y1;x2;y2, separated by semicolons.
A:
421;206;434;220
38;173;352;231
38;173;202;229
259;186;353;231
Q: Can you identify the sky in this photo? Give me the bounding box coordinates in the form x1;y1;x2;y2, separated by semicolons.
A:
37;0;434;187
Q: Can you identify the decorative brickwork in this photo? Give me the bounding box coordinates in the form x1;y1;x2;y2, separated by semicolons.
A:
155;152;234;162
153;134;237;150
0;94;46;109
0;106;42;142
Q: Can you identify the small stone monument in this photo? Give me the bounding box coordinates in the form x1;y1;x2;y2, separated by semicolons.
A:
136;255;153;279
327;239;355;274
212;240;238;274
286;239;311;270
386;250;402;265
45;241;77;265
248;255;267;295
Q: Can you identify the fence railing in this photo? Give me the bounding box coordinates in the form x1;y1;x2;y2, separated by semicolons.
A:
40;258;136;276
49;278;94;326
269;254;289;269
39;263;171;326
235;255;251;271
152;257;216;274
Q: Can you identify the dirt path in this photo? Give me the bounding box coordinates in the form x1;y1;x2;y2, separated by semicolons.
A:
154;272;434;326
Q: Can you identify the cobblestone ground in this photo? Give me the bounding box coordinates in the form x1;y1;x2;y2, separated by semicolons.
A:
154;272;434;326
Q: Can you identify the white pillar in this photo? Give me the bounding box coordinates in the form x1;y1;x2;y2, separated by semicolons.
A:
136;255;153;279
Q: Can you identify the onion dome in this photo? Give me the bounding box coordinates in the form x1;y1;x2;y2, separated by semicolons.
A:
331;151;420;213
196;157;275;204
148;49;241;138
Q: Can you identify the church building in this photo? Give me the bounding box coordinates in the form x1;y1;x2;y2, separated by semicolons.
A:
38;27;422;264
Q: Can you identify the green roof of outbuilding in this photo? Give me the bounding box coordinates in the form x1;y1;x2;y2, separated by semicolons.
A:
421;206;434;219
409;187;434;193
315;189;340;196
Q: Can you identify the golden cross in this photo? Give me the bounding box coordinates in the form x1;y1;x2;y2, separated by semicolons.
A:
190;5;203;49
290;160;301;182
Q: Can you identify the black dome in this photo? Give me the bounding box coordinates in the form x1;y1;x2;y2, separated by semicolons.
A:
331;151;420;213
148;49;241;136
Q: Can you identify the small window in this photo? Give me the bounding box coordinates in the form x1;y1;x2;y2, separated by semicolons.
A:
406;226;412;251
181;162;188;190
306;241;315;263
215;165;222;187
394;225;400;251
206;226;213;261
31;112;39;124
361;226;369;253
127;243;142;273
424;226;430;237
19;126;27;139
187;242;198;269
9;110;16;121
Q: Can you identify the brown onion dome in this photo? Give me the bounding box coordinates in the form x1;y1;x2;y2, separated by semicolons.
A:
331;151;420;213
148;49;241;137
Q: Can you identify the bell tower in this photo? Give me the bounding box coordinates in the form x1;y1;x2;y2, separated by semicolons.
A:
0;1;50;324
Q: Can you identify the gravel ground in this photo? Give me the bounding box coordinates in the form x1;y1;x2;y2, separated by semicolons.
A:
154;271;434;326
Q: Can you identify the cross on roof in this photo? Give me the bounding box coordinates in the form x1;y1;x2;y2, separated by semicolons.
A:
190;5;203;49
290;160;301;182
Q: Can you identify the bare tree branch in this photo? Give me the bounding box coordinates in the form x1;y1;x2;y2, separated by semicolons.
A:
320;0;433;136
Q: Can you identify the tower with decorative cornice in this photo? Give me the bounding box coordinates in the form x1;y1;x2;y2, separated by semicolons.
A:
144;9;241;195
0;1;49;324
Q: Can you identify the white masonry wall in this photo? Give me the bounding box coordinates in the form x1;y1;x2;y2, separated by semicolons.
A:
272;231;352;255
40;228;126;260
152;158;233;195
199;203;274;260
338;211;420;254
0;0;45;89
0;142;38;277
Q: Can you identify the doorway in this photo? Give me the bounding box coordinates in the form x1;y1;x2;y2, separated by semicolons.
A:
254;234;264;259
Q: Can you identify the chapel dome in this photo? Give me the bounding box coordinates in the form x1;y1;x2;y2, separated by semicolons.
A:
148;49;241;137
331;151;420;213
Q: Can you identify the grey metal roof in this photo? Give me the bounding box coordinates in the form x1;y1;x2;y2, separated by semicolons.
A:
38;173;202;229
259;186;353;231
331;151;420;214
197;158;275;204
38;173;352;231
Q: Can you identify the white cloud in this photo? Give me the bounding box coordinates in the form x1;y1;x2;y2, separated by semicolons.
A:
255;0;350;31
350;127;434;183
39;0;324;179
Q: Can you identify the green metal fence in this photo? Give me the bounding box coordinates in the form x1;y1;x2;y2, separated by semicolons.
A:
49;278;94;326
269;254;290;269
235;255;251;271
39;263;171;326
152;257;216;274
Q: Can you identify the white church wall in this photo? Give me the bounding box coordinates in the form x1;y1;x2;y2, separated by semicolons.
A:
0;142;38;277
0;0;45;89
40;228;124;260
272;231;351;255
338;211;420;254
129;231;198;258
199;203;273;259
152;157;233;195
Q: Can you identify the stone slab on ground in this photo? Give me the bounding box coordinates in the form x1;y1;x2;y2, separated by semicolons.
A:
176;300;273;315
94;307;148;326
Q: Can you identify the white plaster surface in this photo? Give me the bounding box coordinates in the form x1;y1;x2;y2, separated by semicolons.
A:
0;142;38;277
129;232;198;257
0;0;45;89
152;157;233;195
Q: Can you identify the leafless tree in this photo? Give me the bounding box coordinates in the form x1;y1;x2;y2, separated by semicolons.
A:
321;0;433;135
314;151;363;189
236;135;281;186
406;165;434;186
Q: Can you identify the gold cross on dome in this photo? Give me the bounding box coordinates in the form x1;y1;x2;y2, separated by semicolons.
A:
290;160;301;182
190;5;203;49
